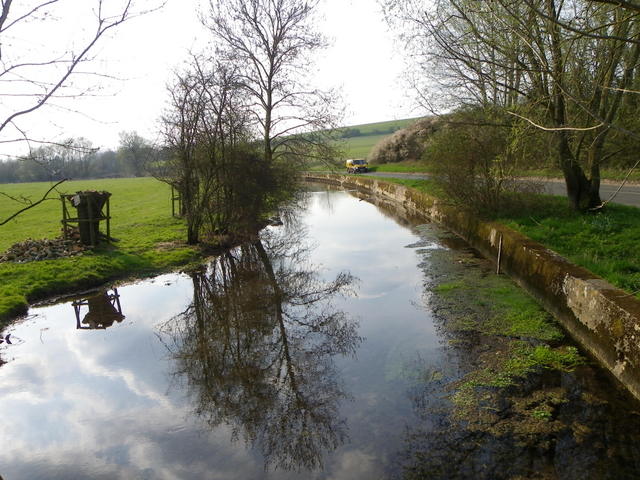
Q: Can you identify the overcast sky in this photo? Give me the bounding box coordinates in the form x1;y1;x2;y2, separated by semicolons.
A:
2;0;416;156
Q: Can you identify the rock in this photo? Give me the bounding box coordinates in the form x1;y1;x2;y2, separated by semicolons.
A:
0;232;88;263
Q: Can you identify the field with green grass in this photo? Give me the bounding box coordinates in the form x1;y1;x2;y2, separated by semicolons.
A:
342;117;420;136
5;172;640;326
0;177;198;323
336;133;390;159
369;161;427;173
333;117;424;159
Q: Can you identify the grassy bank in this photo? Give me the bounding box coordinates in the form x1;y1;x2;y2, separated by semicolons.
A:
0;178;199;323
368;161;427;173
495;196;640;296
384;177;640;299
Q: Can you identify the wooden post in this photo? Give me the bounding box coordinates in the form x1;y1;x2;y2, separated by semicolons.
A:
87;197;96;246
106;196;111;243
171;186;176;217
171;186;182;218
61;195;68;240
497;234;503;275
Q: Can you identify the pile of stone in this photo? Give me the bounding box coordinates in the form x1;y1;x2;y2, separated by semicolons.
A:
1;233;86;263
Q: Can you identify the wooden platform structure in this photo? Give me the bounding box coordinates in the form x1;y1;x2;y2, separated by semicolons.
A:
61;191;112;246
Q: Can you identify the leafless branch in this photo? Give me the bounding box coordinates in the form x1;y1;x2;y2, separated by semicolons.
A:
0;178;67;226
589;0;640;13
506;111;605;131
0;0;58;34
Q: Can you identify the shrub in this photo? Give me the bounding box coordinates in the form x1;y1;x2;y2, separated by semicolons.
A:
424;108;540;215
367;117;439;165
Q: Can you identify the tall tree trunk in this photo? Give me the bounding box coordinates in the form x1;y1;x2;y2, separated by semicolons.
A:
187;220;200;245
184;172;201;244
555;129;601;210
546;0;594;211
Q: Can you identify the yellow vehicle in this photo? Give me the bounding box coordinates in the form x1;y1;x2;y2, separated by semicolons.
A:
345;158;369;173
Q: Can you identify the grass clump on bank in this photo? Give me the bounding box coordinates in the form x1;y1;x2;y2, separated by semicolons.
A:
434;271;565;345
454;343;583;394
380;177;441;197
0;178;199;323
483;285;564;342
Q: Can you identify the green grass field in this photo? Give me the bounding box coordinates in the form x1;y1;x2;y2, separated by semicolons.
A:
0;178;198;322
370;161;427;173
343;117;420;136
1;178;178;251
335;133;391;159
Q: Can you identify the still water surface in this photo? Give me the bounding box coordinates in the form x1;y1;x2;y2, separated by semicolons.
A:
2;187;640;479
0;188;445;479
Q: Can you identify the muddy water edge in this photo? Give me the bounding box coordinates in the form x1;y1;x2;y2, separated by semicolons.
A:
0;185;639;479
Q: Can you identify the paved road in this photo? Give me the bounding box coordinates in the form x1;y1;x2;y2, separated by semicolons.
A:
362;172;640;208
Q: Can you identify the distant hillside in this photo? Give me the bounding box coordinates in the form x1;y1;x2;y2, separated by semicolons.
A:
335;117;425;159
337;117;424;140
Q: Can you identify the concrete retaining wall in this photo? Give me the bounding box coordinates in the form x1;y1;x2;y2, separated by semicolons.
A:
305;173;640;401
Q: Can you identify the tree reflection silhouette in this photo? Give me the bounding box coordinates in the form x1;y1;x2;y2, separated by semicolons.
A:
159;225;361;472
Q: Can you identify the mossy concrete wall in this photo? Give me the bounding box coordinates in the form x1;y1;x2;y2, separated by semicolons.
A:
305;173;640;401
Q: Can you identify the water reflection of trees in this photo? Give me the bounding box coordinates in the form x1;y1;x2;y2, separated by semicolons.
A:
159;225;361;471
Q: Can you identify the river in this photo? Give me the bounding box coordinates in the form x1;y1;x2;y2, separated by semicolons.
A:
1;185;639;479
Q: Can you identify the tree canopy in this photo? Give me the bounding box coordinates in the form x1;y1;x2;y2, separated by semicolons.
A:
384;0;640;210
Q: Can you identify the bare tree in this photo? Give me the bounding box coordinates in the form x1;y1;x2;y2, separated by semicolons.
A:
0;0;164;226
155;59;284;244
157;65;226;244
0;0;164;155
117;131;153;177
155;0;339;245
202;0;340;166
